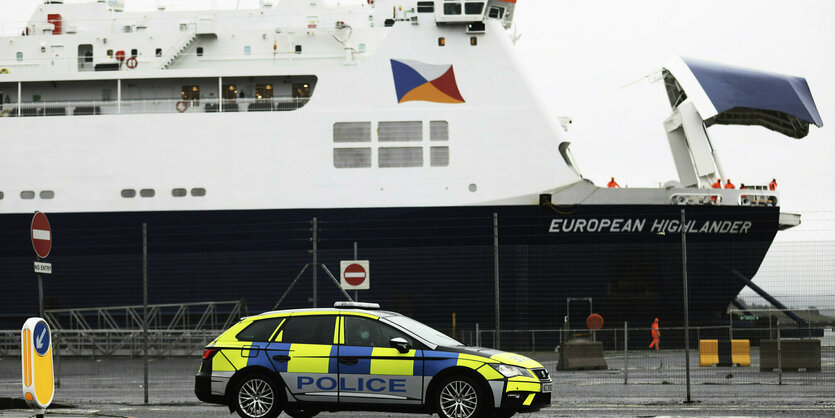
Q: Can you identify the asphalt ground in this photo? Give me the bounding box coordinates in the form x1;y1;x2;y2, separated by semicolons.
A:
1;348;833;417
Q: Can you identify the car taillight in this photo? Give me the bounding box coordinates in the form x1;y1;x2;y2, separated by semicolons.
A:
202;348;218;360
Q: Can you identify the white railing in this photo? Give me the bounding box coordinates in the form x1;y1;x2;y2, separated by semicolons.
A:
0;96;311;117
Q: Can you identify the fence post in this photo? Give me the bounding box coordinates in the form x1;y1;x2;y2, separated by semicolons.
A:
623;321;628;385
680;209;692;403
777;322;782;385
493;213;500;350
142;222;149;404
312;217;318;309
475;323;480;347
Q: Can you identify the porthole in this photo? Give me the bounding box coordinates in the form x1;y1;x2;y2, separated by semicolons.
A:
140;189;155;198
21;191;35;199
468;184;477;192
121;189;136;198
172;188;187;197
0;191;4;200
39;191;55;199
190;188;206;197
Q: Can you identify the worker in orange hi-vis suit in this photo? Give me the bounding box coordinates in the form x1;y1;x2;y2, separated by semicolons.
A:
607;177;620;188
769;178;778;191
649;318;660;350
712;178;722;189
724;179;736;189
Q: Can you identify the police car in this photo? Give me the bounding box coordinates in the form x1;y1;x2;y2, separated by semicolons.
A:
195;302;552;418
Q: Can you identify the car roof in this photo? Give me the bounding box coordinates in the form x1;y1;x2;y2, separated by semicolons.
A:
245;307;401;320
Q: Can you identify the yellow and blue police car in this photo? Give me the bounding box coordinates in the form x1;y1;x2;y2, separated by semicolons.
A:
195;302;552;418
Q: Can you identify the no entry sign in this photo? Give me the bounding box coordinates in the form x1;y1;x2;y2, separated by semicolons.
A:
340;260;370;290
30;212;52;259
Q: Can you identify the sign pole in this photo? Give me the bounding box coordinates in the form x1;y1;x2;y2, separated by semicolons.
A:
681;209;692;403
493;213;500;350
37;259;44;318
353;242;358;302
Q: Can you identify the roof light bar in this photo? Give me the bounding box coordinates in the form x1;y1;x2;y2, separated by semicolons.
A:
334;301;381;309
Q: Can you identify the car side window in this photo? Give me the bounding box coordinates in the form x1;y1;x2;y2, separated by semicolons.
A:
236;318;283;342
344;316;415;348
279;315;336;345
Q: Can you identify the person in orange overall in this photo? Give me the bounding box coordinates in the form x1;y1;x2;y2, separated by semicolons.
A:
724;179;735;189
769;178;778;191
607;177;620;188
649;318;660;350
711;178;722;189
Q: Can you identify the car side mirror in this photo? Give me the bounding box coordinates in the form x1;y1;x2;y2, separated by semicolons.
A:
390;337;411;353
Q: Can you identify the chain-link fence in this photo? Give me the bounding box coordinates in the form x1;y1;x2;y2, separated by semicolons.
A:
0;209;832;403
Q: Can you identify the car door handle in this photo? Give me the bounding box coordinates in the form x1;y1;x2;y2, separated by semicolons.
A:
272;355;291;362
339;357;358;365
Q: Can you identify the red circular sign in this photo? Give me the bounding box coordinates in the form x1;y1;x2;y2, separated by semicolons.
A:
586;314;604;330
344;263;367;286
31;212;52;258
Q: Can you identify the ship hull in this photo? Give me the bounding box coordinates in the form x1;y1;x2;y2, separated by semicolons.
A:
0;204;778;332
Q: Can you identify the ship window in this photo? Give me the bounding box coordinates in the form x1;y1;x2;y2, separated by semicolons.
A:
379;147;423;168
196;47;204;57
334;122;371;143
444;3;462;15
470;36;477;46
16;52;23;61
21;191;35;199
294;45;302;54
140;189;155;198
488;6;504;19
223;84;237;100
179;23;188;31
39;191;55;199
122;25;132;33
438;37;445;47
255;84;274;99
155;48;162;57
190;188;206;197
107;49;113;58
417;1;434;13
130;48;138;57
431;147;450;167
334;148;371;168
121;189;136;198
430;121;449;141
379;121;422;142
0;191;3;200
465;3;484;14
244;45;251;55
172;188;187;197
292;83;311;98
182;85;200;105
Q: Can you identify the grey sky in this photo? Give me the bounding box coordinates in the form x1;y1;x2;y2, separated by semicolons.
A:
2;0;832;303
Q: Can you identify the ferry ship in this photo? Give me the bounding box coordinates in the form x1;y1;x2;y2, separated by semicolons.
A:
0;0;823;332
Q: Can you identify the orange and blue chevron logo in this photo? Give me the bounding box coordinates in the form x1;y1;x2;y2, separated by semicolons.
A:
390;59;465;104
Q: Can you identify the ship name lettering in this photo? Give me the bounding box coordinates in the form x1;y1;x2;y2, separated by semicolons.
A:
550;218;751;234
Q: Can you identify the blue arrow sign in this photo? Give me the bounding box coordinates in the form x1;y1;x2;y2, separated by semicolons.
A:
33;321;50;357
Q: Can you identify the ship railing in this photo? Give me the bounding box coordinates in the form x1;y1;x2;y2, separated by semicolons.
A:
668;188;778;207
0;97;311;117
0;328;221;357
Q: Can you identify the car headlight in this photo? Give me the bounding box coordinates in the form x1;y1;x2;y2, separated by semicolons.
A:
490;364;533;378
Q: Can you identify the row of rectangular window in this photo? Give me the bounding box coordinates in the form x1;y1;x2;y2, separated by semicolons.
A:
121;188;206;198
334;121;449;143
334;146;449;168
13;191;54;200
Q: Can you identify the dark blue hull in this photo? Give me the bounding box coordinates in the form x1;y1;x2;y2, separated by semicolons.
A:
0;204;779;331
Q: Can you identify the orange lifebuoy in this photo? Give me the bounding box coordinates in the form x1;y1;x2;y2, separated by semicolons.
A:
176;101;189;113
125;56;138;69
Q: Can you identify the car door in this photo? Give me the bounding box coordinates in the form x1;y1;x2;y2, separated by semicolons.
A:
266;314;339;403
337;315;423;405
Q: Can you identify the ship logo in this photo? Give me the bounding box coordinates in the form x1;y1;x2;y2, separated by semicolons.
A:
390;59;465;104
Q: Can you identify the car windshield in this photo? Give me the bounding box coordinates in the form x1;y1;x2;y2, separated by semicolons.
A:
384;315;463;347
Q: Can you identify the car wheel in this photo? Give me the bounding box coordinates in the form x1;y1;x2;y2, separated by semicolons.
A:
283;407;319;418
434;374;487;418
492;408;516;418
233;373;281;418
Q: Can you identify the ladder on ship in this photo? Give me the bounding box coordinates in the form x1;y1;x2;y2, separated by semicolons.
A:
160;25;199;70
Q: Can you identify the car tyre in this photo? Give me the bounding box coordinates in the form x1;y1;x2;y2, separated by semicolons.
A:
233;373;281;418
283;407;319;418
492;408;516;418
434;374;488;418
